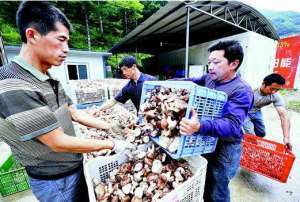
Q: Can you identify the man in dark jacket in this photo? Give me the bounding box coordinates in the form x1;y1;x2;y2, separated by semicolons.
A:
179;40;254;202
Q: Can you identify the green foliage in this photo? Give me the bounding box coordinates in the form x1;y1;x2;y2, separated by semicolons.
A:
279;88;299;95
0;1;146;50
2;1;300;50
287;100;300;112
261;10;300;37
0;24;20;45
107;52;152;72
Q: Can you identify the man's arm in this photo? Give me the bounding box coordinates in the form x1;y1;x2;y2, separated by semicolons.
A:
97;98;118;111
68;105;111;130
180;90;253;139
276;106;292;150
37;127;114;153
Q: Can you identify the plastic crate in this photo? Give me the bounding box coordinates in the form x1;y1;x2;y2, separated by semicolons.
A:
0;161;30;197
0;142;14;172
139;81;227;159
75;101;104;110
75;88;107;104
84;153;207;202
0;154;14;173
240;134;295;183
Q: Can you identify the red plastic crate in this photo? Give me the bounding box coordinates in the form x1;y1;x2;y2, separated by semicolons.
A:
240;134;295;183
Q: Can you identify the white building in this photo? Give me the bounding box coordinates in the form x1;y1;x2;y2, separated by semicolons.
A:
5;45;111;96
157;32;277;88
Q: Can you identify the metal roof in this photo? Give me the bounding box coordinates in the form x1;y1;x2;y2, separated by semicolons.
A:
110;0;278;54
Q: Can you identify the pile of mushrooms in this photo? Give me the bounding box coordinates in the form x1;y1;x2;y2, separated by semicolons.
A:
79;105;138;159
93;143;193;202
139;86;190;153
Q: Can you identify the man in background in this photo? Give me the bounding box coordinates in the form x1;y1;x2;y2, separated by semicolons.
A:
243;73;292;150
99;55;156;113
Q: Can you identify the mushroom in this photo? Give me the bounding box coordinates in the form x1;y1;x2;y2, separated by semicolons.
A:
152;160;163;174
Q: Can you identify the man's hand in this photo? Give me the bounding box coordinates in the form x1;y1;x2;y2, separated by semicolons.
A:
283;137;292;150
113;139;136;153
179;109;200;135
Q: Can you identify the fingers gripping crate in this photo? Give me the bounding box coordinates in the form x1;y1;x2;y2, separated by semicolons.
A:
140;81;227;159
240;134;295;183
0;161;30;197
84;153;207;202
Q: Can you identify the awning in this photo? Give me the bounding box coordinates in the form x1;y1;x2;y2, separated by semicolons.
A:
110;0;278;55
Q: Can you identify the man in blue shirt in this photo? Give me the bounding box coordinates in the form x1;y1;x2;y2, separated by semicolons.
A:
99;56;156;113
179;40;254;202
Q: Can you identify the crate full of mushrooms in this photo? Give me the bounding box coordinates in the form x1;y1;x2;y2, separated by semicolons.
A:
139;81;228;159
84;143;208;202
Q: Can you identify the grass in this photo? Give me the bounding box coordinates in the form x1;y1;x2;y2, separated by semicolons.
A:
287;100;300;112
279;88;298;96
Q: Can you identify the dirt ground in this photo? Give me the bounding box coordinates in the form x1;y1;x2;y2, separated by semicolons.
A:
1;106;299;202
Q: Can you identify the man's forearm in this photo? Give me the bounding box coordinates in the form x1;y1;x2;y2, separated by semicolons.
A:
277;107;291;139
37;128;114;153
98;98;118;111
69;106;110;130
280;115;290;139
75;111;110;130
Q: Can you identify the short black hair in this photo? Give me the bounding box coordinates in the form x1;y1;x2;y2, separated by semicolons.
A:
263;73;286;86
119;55;138;68
16;1;71;43
208;40;244;70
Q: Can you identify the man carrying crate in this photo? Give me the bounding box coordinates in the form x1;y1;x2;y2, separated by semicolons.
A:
0;2;134;202
243;73;292;150
179;40;254;202
98;55;156;113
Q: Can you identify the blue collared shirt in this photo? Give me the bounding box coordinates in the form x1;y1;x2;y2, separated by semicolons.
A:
115;73;156;112
186;74;254;142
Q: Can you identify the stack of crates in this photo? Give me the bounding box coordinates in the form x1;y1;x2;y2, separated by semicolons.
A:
69;79;108;106
0;143;30;197
139;81;227;159
0;142;14;173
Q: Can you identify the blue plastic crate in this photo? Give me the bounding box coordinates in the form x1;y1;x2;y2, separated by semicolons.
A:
139;81;227;159
75;101;104;110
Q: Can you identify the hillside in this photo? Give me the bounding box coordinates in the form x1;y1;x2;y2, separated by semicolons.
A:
261;9;300;37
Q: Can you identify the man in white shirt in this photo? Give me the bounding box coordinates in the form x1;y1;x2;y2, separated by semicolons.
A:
243;73;292;150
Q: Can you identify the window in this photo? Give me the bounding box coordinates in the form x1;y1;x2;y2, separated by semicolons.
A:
67;64;88;80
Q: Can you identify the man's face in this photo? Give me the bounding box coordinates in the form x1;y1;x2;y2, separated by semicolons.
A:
261;82;283;95
120;64;136;79
207;50;238;82
34;22;69;67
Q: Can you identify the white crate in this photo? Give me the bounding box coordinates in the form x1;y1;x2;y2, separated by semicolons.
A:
69;80;108;104
84;153;207;202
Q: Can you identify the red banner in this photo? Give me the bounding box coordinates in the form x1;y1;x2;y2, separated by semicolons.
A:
273;35;300;89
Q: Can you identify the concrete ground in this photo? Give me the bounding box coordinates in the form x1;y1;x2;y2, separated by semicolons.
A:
230;106;300;202
1;106;299;202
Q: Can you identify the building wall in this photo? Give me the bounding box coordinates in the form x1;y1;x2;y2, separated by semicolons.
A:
157;32;277;88
5;48;106;96
49;54;105;96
